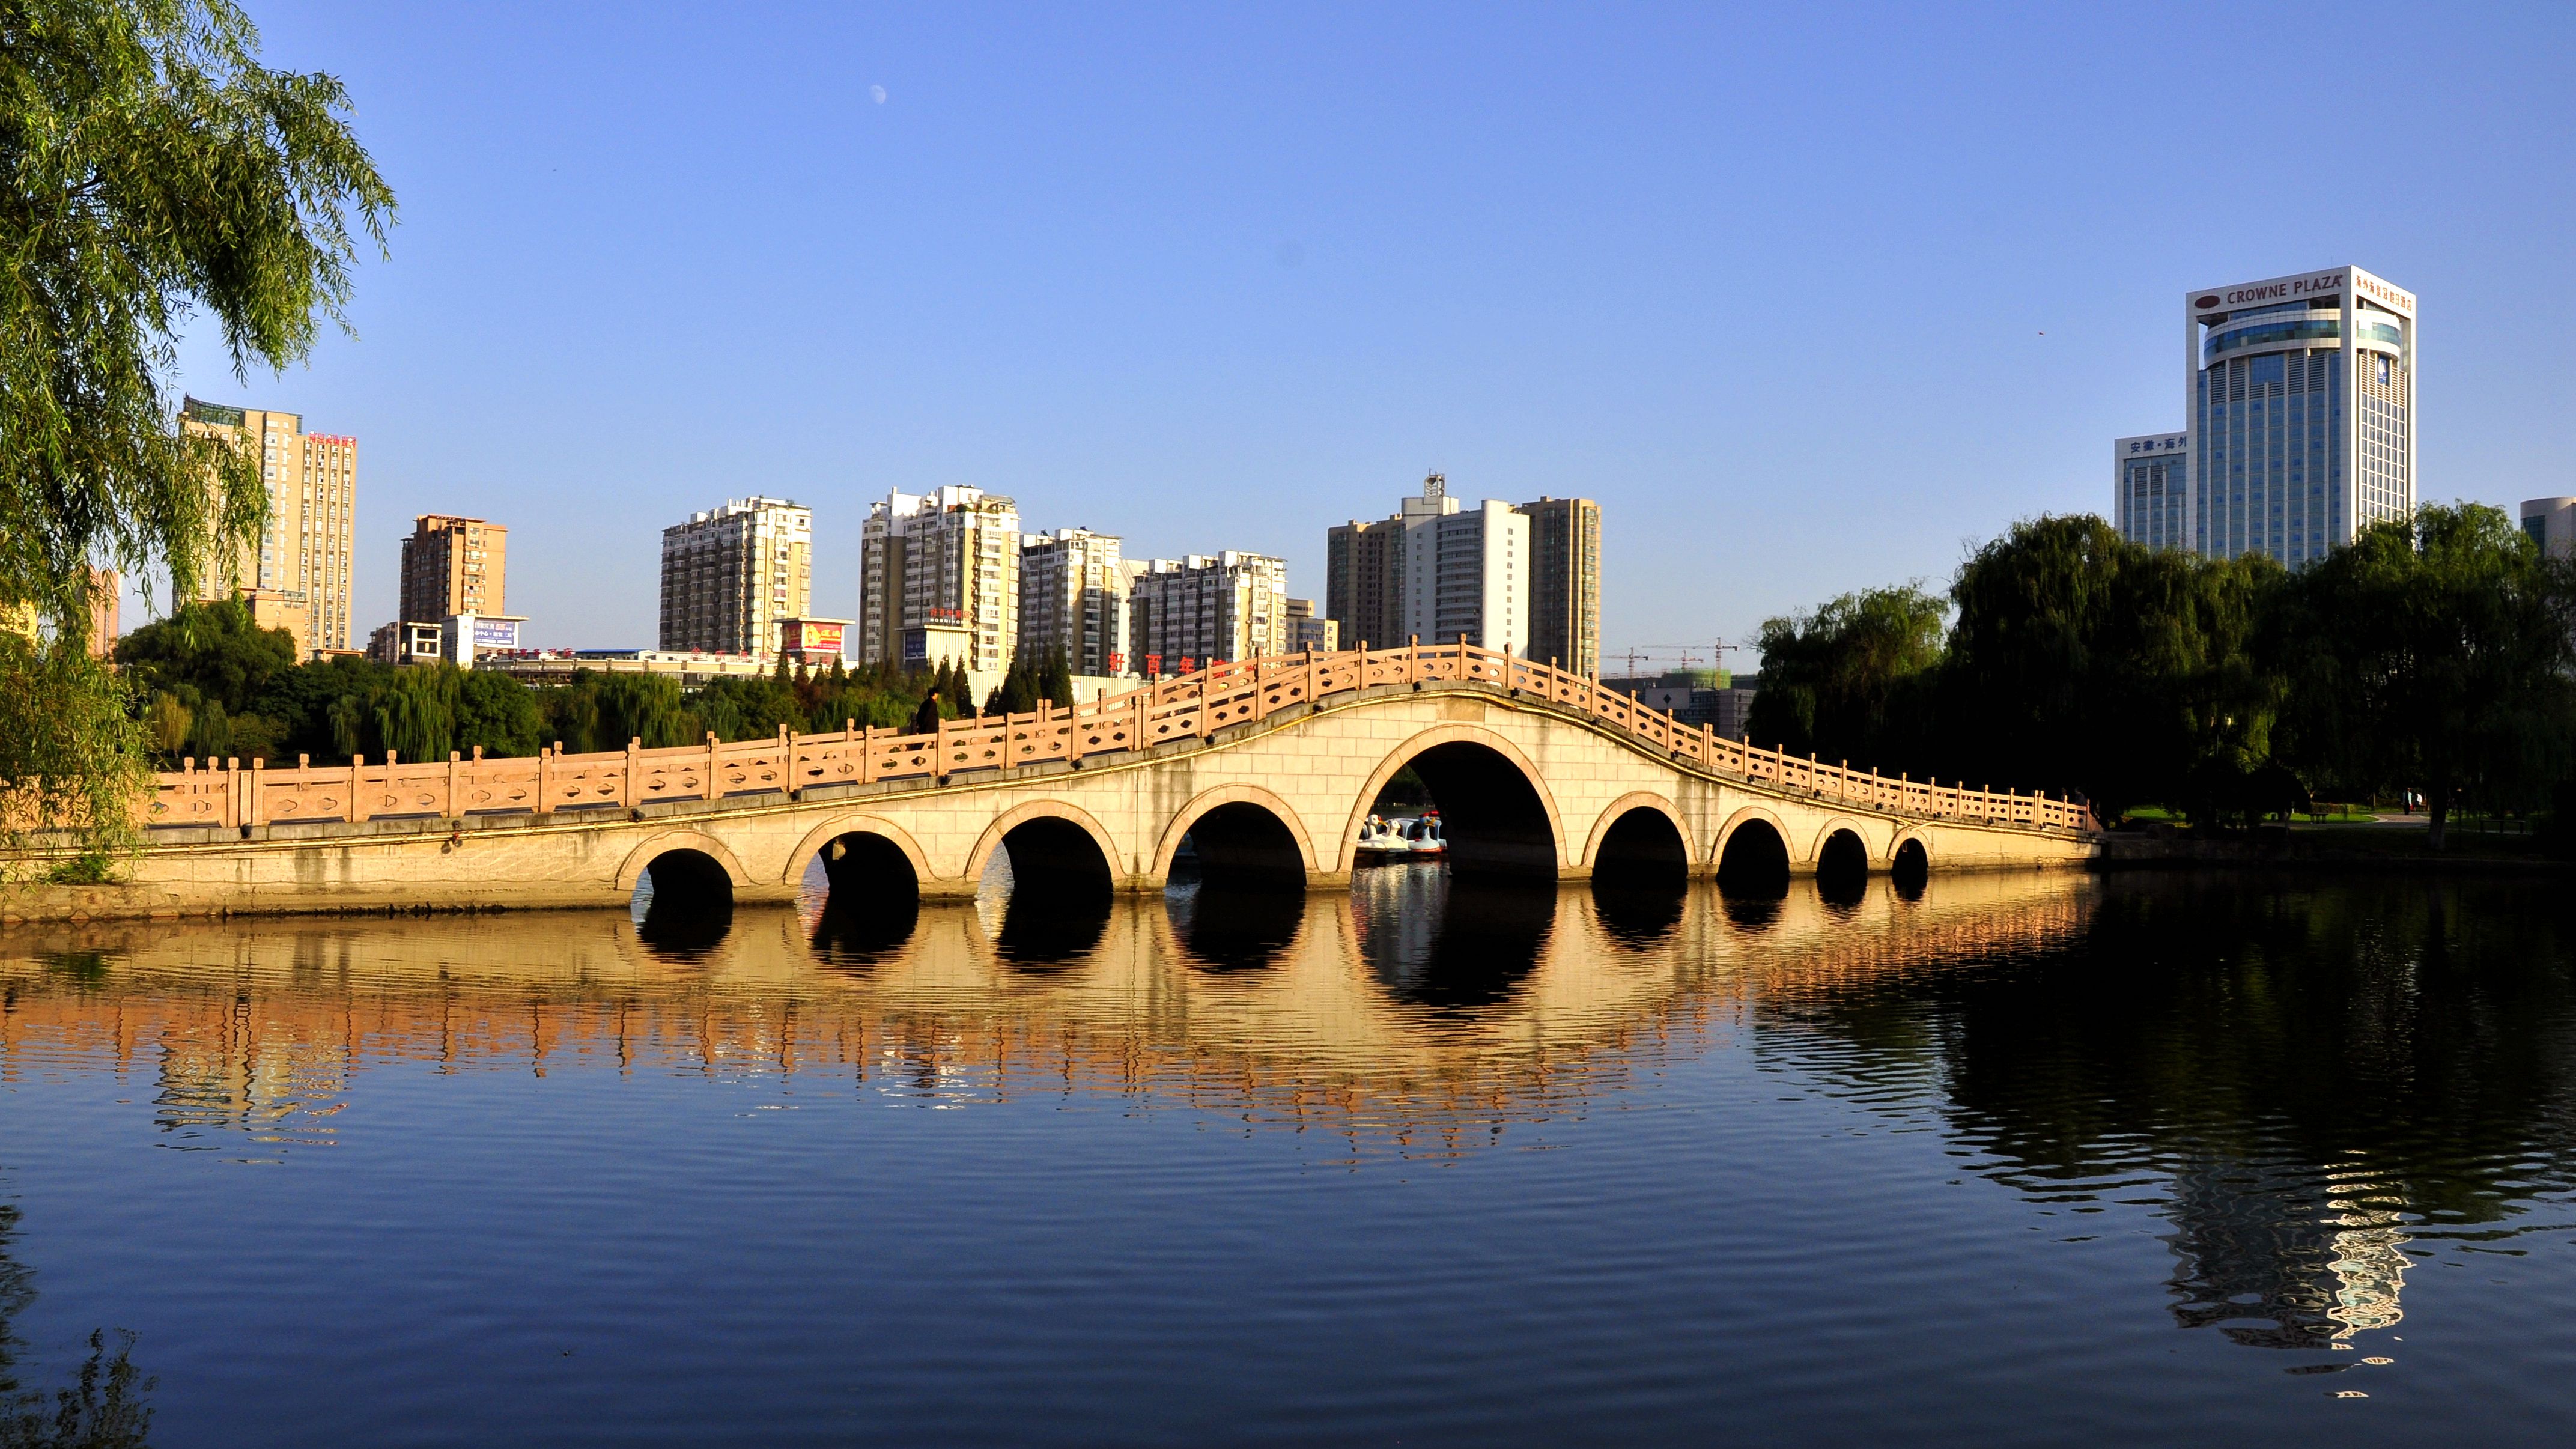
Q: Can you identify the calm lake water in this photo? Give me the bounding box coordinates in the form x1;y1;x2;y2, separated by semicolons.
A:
3;865;2574;1446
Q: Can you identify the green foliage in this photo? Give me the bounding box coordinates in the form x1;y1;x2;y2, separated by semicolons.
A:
1943;515;2285;822
982;660;1038;716
0;634;150;884
114;598;294;717
692;676;800;742
1743;585;1948;766
0;0;392;858
2268;504;2576;849
1748;508;2576;836
1;0;393;661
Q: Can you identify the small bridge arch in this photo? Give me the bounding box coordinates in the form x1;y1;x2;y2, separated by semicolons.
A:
1582;792;1694;878
615;829;750;898
967;800;1124;900
1152;785;1317;887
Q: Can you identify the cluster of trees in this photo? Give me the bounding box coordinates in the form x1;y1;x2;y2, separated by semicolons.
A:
0;0;393;872
980;646;1078;717
114;600;981;765
1745;506;2576;848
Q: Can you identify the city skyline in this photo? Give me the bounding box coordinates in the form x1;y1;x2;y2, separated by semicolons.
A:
129;3;2576;654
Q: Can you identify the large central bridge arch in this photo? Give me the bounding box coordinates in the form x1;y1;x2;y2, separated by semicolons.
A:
1340;724;1563;879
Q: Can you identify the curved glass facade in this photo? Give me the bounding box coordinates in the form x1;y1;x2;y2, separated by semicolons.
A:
2205;314;2340;362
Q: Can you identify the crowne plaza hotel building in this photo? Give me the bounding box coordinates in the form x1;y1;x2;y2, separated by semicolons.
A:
2115;266;2417;567
2183;266;2415;566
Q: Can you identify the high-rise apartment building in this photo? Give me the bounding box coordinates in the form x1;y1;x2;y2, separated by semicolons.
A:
1324;515;1401;652
2112;433;2190;551
1128;551;1290;673
1331;473;1581;663
1516;495;1600;676
1019;527;1131;676
658;497;812;657
400;515;507;624
1399;482;1528;657
857;486;1021;674
178;397;358;654
2184;266;2415;566
1284;597;1338;654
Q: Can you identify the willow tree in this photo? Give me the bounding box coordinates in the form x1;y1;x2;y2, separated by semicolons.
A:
0;0;393;872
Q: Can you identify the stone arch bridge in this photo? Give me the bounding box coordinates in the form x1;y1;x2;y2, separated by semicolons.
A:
22;645;2097;922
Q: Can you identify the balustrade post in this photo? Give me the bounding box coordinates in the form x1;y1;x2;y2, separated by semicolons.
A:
1408;634;1419;684
349;755;368;823
447;751;461;818
536;746;553;816
246;757;264;828
625;738;642;807
706;732;721;801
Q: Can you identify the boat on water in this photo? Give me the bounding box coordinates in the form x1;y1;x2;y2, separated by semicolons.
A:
1355;811;1445;864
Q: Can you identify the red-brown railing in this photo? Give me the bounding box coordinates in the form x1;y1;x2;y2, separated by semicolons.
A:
137;642;2101;834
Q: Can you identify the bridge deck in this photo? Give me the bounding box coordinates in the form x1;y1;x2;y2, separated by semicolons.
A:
138;642;2097;838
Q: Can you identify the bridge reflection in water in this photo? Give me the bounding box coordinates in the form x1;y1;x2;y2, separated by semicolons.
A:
5;871;2574;1369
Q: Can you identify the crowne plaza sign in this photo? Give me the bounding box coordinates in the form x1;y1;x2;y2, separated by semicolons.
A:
2189;266;2414;320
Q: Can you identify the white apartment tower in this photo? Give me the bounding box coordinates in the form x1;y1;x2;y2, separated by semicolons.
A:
1019;527;1132;676
1128;551;1290;673
658;496;813;657
857;486;1021;674
2185;266;2416;566
1397;473;1528;655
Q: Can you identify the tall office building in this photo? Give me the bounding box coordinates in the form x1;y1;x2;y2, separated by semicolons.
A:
1019;527;1131;676
2524;497;2576;559
1324;515;1401;652
1399;481;1528;657
400;515;507;623
857;486;1021;674
1128;551;1290;673
658;497;812;657
178;397;358;655
2112;433;2190;551
2186;266;2415;566
1516;495;1600;676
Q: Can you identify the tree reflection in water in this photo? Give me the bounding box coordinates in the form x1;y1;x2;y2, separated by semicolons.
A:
1765;874;2576;1358
1353;863;1554;1017
0;1206;153;1448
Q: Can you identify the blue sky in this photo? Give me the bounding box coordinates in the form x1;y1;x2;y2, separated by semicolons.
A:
156;1;2576;662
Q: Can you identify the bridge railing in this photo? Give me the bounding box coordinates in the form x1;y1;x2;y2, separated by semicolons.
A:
135;642;2100;834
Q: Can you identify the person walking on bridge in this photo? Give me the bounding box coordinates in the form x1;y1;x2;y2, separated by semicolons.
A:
912;687;944;737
